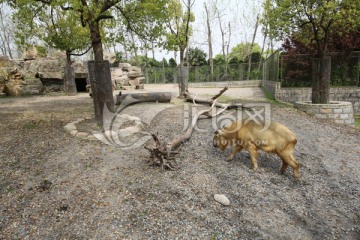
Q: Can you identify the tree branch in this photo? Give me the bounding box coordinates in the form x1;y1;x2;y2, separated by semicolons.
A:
144;86;249;170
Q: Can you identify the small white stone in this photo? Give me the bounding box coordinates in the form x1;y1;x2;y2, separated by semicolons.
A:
76;132;88;139
69;130;78;136
214;194;230;206
87;134;97;140
64;123;76;132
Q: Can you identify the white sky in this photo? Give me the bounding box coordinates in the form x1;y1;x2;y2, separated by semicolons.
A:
154;0;275;61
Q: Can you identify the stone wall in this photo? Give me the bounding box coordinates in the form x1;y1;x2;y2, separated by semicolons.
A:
262;80;360;114
294;101;355;126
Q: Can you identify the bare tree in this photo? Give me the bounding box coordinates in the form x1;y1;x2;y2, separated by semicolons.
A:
204;2;214;80
246;14;260;80
258;24;267;72
214;1;231;78
0;4;15;58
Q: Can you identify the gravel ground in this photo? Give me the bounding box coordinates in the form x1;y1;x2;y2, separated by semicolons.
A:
0;90;359;239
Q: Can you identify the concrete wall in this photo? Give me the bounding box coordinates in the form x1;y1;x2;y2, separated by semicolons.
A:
189;80;262;88
262;80;360;114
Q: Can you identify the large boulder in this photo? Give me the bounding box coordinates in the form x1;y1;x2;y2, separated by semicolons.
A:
104;51;116;64
0;76;5;95
3;68;25;96
23;46;38;61
0;55;14;68
4;82;22;96
34;59;65;93
127;70;142;79
119;63;132;71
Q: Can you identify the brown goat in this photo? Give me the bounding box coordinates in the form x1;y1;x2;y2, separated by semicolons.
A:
213;120;299;178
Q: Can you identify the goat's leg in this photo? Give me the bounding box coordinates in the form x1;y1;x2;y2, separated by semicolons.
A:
227;145;243;161
246;144;258;170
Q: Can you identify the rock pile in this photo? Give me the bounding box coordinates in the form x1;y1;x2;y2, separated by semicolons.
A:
0;52;146;96
0;55;43;96
112;63;145;90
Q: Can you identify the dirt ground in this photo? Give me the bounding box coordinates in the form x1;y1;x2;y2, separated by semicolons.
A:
0;87;359;239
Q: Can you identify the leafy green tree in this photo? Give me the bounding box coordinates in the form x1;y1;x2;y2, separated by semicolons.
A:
161;58;168;67
10;0;170;62
185;47;207;66
213;54;225;65
8;0;170;124
169;58;177;67
229;42;261;63
264;0;360;104
15;6;91;65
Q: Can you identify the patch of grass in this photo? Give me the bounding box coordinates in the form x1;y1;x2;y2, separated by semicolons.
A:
202;94;241;103
262;87;291;108
211;232;221;240
355;115;360;127
22;122;38;130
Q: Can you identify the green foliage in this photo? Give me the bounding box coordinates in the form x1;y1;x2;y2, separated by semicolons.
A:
35;45;47;58
161;58;168;67
229;42;261;62
355;115;360;128
164;0;195;60
281;53;360;87
264;0;360;56
22;121;38;130
244;52;262;63
42;9;90;53
10;0;171;61
185;47;207;66
168;58;177;67
213;54;225;65
129;55;161;67
112;0;171;51
112;52;125;67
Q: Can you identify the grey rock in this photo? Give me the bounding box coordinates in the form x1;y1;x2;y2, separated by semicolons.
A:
214;194;230;206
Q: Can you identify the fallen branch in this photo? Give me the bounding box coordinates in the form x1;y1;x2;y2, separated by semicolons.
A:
183;87;251;110
145;87;243;170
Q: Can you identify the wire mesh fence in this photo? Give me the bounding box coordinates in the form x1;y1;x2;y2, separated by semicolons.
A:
263;51;360;87
142;62;263;84
263;50;281;82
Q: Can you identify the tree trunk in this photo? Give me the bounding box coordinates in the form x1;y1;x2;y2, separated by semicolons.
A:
116;92;172;105
88;60;115;125
247;14;260;80
204;3;214;81
64;66;77;96
178;46;188;97
311;57;331;104
65;50;71;66
258;26;268;72
89;21;103;61
88;20;115;125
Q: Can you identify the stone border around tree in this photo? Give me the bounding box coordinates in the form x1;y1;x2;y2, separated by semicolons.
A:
294;101;355;126
63;117;98;141
64;115;147;145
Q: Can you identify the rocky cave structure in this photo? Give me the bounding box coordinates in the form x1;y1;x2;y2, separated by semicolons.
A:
111;63;145;90
0;52;145;97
